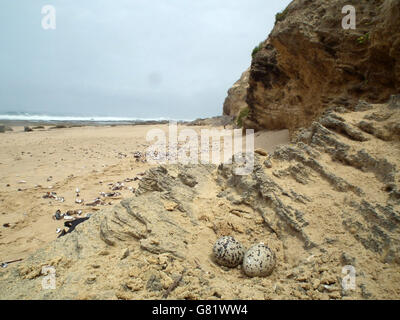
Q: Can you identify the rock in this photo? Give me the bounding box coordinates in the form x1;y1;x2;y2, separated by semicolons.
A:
178;172;198;188
218;154;314;249
295;128;313;144
273;145;363;196
223;68;250;117
342;200;400;263
264;159;272;168
24;126;33;132
49;125;68;129
120;248;130;260
312;279;321;290
212;236;245;268
354;101;373;112
98;250;110;256
146;274;163;292
125;278;143;292
319;115;369;142
86;276;97;284
255;148;268;156
0;125;5;133
357;121;376;135
341;253;356;266
187;116;235;127
360;284;373;299
164;201;178;211
242;243;276;277
101;165;215;257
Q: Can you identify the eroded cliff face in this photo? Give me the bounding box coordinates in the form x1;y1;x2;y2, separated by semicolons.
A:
243;0;400;132
223;68;250;117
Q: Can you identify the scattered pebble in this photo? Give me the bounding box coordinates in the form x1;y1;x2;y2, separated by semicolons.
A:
86;198;104;206
264;159;272;168
85;276;97;284
100;192;121;198
121;248;130;260
111;182;124;191
43;192;64;202
255;148;268;156
53;210;63;220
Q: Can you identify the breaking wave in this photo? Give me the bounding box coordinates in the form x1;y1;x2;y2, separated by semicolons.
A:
0;112;192;122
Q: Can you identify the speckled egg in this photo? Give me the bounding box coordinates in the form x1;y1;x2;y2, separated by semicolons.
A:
243;243;276;277
213;236;245;268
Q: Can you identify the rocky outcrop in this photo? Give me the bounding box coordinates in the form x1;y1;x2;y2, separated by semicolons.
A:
187;115;234;127
222;68;250;117
0;125;12;133
243;0;400;132
0;101;399;300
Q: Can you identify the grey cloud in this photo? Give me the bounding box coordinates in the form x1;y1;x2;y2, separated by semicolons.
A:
0;0;291;119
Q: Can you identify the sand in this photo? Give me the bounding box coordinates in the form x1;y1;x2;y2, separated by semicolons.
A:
0;124;289;265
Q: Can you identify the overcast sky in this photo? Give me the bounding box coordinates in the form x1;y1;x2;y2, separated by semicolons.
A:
0;0;291;120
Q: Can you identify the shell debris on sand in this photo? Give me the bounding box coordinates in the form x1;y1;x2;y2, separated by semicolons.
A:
242;243;276;277
213;236;245;268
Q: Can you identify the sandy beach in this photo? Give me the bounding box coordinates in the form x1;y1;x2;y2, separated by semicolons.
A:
0;124;289;265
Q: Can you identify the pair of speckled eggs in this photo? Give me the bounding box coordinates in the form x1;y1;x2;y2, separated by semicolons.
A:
213;236;275;277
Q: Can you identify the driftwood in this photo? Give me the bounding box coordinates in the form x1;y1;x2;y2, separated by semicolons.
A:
1;258;23;268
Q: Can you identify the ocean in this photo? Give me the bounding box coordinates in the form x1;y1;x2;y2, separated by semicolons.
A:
0;112;193;125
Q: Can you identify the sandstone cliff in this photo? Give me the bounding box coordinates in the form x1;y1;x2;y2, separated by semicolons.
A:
223;68;250;117
240;0;400;132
